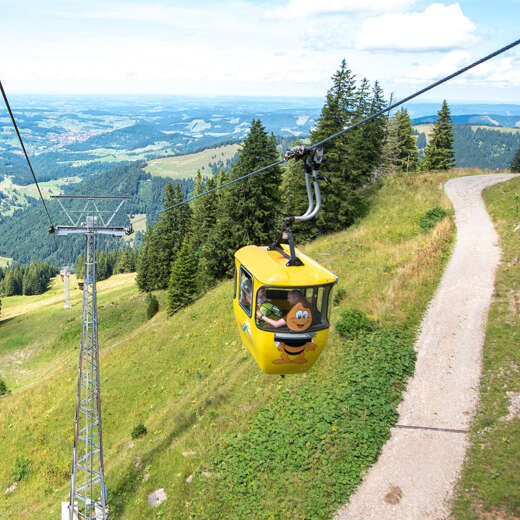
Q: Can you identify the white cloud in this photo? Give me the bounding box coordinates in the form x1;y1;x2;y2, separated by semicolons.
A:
356;3;478;52
399;50;520;88
269;0;416;20
466;56;520;86
400;50;471;83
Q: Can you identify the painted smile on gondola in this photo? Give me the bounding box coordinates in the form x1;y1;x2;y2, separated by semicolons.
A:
286;303;313;332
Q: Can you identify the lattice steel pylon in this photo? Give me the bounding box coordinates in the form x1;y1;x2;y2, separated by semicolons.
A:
51;196;132;520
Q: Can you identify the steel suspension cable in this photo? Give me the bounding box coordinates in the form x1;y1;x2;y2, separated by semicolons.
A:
0;80;55;231
133;37;520;226
314;37;520;148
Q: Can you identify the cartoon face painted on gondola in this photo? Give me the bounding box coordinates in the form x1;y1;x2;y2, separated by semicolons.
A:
286;302;313;332
272;302;315;365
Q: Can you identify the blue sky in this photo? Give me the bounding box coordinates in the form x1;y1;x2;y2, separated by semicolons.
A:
0;0;519;102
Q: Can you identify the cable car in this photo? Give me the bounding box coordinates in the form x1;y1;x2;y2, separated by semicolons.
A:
233;145;338;374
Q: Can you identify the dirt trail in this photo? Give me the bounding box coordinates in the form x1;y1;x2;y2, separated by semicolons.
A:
334;173;519;520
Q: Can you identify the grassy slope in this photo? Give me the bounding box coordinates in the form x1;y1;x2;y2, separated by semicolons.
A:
451;176;520;519
144;144;240;179
0;177;82;216
1;169;491;519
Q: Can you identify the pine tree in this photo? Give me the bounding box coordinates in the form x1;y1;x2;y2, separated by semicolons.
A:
511;146;520;172
359;80;388;179
167;239;198;312
148;183;192;289
135;229;155;291
310;60;374;232
202;120;283;279
383;109;418;172
190;171;218;260
422;100;455;170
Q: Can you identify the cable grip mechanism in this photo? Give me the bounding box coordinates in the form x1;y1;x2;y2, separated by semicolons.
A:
269;145;325;266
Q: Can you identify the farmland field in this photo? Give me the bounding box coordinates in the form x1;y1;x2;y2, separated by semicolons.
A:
145;143;240;179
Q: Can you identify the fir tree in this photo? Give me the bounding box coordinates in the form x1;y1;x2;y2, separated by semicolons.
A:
167;239;198;312
202;120;283;279
310;60;385;232
422;100;455;170
148;183;192;289
136;229;155;291
383;109;418;172
359;80;387;178
190;171;218;260
511;146;520;172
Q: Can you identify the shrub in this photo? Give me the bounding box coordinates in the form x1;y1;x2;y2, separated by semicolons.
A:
207;328;416;520
419;206;448;231
336;308;375;339
131;423;147;439
12;456;32;481
333;287;346;306
0;378;7;396
146;293;159;320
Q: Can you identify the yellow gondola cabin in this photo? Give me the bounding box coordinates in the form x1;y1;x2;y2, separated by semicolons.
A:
233;244;337;375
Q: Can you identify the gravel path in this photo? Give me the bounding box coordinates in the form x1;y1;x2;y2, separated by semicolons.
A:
334;173;519;520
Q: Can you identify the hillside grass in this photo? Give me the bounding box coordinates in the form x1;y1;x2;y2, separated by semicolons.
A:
0;177;81;216
451;176;520;520
144;143;240;179
0;168;494;519
0;273;151;392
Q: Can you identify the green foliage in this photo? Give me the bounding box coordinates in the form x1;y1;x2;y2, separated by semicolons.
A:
419;206;448;231
0;377;7;396
190;172;219;289
336;308;376;339
0;162;193;267
0;169;456;519
130;423;147;440
167;239;198;313
511;146;520;172
12;456;32;482
205;329;415;519
383;108;418;173
136;182;192;291
136;229;154;292
146;293;159;320
306;60;386;235
203;120;283;278
333;286;346;306
422;100;455;170
75;249;138;282
454;126;520;170
0;262;58;297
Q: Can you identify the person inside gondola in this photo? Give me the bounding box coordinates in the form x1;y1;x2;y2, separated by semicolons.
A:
256;288;282;326
239;278;253;314
256;289;312;329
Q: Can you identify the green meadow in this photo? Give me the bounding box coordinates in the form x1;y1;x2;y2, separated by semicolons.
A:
1;169;497;519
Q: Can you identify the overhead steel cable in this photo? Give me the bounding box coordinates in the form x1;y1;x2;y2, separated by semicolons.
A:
313;37;520;148
133;37;520;226
132;158;287;225
0;80;55;231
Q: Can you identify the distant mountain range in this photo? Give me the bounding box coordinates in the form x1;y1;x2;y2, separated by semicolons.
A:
412;114;520;127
